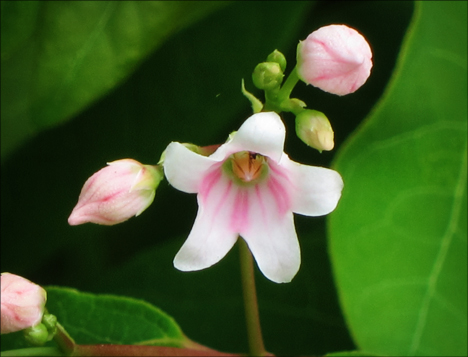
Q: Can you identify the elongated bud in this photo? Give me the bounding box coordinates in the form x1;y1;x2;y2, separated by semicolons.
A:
297;24;372;95
1;273;47;334
68;159;164;226
252;62;284;90
296;110;334;152
266;49;287;72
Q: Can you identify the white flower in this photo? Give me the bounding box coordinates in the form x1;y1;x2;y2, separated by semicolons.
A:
163;112;343;283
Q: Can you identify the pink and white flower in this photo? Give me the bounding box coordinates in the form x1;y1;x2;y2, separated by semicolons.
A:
163;112;343;283
68;159;163;226
297;24;373;96
1;273;47;334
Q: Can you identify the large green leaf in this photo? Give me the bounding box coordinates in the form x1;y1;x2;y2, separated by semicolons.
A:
0;1;228;160
329;2;467;356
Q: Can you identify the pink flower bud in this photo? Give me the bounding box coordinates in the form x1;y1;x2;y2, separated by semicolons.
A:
297;24;373;95
1;273;47;334
68;159;163;226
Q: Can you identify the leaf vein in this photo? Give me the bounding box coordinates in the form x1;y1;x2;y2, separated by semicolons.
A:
408;141;467;354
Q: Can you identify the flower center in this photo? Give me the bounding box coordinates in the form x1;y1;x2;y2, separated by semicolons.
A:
224;151;268;185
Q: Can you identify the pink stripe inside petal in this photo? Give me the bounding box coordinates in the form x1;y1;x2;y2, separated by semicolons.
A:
267;176;291;216
199;164;223;204
254;185;266;221
231;189;249;231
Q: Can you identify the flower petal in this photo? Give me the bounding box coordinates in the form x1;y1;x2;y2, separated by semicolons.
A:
239;182;300;283
223;162;301;283
164;142;218;193
211;112;286;163
174;167;239;271
282;156;344;216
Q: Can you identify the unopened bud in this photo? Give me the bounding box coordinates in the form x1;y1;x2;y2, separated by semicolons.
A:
42;313;57;340
1;273;47;334
297;24;372;95
23;323;49;346
266;50;287;72
296;110;334;152
252;62;284;91
68;159;163;226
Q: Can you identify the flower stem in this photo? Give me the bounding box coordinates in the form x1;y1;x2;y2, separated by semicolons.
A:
53;322;75;355
276;65;300;103
239;239;266;357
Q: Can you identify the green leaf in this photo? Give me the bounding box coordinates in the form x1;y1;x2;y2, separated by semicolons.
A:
0;1;228;160
329;2;467;357
46;287;185;346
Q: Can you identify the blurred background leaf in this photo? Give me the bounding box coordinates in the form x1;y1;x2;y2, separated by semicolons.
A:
0;0;228;160
1;1;415;355
329;1;467;356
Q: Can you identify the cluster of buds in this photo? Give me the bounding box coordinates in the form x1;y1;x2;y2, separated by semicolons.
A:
243;24;372;152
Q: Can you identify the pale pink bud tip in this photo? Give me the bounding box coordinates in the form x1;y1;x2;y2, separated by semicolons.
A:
297;24;373;95
68;159;163;226
1;273;47;334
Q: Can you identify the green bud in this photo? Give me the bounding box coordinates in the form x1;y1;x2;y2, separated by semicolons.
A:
23;323;49;346
296;110;334;152
266;50;287;72
42;313;57;341
252;62;284;91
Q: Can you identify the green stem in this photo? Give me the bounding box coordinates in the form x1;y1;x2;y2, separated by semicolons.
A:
239;239;266;357
276;65;300;103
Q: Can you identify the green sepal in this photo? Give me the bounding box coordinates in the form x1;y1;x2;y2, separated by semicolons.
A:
241;79;263;113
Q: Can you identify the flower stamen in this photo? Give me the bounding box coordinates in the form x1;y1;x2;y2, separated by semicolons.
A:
230;151;266;183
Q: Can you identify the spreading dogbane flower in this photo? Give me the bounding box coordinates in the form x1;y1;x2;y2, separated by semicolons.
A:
163;112;343;283
1;273;47;334
297;24;373;95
